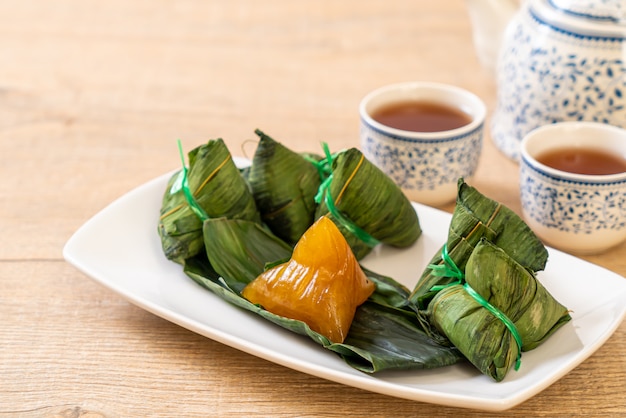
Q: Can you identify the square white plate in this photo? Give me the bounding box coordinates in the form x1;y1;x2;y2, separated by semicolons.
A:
63;170;626;411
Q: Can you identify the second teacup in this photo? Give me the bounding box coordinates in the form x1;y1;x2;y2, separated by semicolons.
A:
520;122;626;255
359;82;486;206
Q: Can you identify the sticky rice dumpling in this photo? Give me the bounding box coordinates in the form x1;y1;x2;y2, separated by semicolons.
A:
315;148;421;259
242;216;376;343
426;239;571;381
247;129;321;245
410;179;548;308
158;138;261;264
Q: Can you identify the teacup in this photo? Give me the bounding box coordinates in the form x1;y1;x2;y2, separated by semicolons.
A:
520;122;626;255
359;81;486;206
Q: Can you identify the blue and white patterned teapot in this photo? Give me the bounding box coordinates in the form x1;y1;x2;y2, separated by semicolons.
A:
467;0;626;161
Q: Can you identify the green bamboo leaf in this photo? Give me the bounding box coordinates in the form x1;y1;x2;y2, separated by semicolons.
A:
361;267;411;309
248;130;322;245
335;301;463;372
465;240;571;351
183;255;463;373
202;217;293;293
458;180;548;271
427;284;514;381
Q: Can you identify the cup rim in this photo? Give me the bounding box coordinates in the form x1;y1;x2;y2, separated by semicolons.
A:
359;81;486;140
520;121;626;183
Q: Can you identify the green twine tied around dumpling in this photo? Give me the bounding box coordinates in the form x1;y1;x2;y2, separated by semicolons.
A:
428;244;464;289
312;142;380;248
172;139;209;222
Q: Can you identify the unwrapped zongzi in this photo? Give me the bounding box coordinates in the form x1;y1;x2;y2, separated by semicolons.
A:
242;216;376;343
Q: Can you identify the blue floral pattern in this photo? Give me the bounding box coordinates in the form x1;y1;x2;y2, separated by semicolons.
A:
492;5;626;161
520;161;626;234
360;122;483;192
550;0;624;22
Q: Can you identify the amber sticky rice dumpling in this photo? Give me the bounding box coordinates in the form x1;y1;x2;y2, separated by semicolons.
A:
242;216;375;343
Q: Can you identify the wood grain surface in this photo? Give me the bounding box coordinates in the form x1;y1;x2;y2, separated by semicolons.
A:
1;1;624;416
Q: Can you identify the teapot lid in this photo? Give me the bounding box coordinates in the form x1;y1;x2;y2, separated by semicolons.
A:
549;0;625;24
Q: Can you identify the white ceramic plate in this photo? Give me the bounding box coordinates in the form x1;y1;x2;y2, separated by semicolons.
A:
63;167;626;412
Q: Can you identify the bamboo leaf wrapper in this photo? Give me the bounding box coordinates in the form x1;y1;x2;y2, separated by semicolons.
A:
202;218;293;293
315;148;421;259
248;130;321;246
182;212;460;373
184;253;463;373
158;138;261;264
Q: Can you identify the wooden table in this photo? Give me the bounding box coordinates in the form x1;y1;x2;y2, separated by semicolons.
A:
2;1;624;416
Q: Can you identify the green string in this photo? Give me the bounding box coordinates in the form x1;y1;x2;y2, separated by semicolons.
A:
313;143;380;248
173;140;209;222
462;283;523;371
428;244;464;290
303;154;331;180
428;244;523;371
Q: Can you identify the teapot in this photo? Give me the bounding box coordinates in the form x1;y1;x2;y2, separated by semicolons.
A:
466;0;626;161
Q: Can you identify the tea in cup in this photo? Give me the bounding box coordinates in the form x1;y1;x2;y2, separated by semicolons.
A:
359;82;486;206
520;122;626;254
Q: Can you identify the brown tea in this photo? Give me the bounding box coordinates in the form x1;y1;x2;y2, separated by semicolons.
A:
371;100;472;132
536;147;626;175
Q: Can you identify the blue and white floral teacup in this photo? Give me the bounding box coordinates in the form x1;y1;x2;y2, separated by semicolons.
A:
359;82;486;206
520;122;626;255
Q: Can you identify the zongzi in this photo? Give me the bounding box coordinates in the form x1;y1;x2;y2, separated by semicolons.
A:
158;139;261;264
426;239;571;381
410;178;548;309
248;129;321;245
315;147;421;259
242;216;375;343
